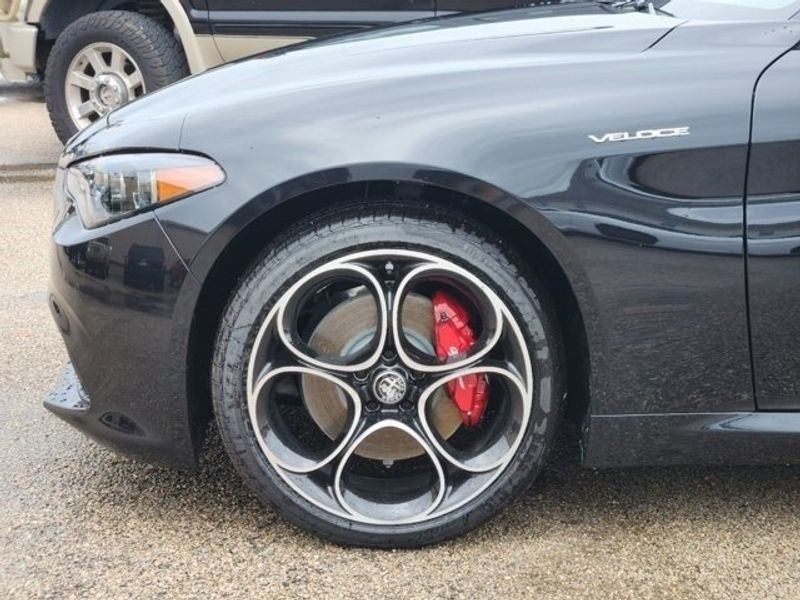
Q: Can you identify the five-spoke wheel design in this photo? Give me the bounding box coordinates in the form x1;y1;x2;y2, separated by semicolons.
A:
245;249;534;525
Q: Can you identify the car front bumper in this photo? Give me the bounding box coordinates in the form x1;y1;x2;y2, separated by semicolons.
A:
46;178;204;469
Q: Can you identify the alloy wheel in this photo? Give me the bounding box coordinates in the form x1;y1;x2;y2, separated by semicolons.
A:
245;249;535;525
64;42;145;129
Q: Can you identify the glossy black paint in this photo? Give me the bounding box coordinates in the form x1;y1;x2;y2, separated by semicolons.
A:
49;6;800;469
438;0;520;11
585;412;800;468
47;209;201;468
207;0;434;9
202;10;436;38
192;0;573;37
747;49;800;411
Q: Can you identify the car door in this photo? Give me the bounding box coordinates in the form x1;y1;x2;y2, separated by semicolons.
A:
205;1;435;62
747;48;800;410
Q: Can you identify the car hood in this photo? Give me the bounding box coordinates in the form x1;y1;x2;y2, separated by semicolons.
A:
85;8;681;147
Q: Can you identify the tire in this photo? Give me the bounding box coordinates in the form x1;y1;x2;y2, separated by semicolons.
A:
212;201;564;547
44;10;188;144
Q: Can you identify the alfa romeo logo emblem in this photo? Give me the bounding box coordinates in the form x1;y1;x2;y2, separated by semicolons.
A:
372;370;407;405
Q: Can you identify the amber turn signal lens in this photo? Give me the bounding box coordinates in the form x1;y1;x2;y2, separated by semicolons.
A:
66;153;226;229
156;164;226;204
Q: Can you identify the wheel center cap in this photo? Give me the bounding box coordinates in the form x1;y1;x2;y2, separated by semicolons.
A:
91;74;128;109
372;369;408;405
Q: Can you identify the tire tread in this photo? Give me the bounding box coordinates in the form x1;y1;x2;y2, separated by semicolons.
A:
44;10;188;143
212;200;565;547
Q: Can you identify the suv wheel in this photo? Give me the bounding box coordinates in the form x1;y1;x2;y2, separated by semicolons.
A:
212;201;564;547
44;10;188;143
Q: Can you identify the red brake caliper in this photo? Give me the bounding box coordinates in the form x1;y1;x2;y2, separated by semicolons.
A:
432;291;489;428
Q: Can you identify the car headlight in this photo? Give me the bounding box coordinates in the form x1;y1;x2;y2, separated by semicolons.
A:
65;153;225;229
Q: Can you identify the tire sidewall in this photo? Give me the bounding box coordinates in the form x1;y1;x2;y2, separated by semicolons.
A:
213;208;563;547
45;12;184;143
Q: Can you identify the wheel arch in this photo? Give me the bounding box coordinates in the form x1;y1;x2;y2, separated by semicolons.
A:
31;0;209;74
184;166;600;449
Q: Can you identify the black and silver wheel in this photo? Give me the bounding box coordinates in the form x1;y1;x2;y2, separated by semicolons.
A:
44;11;188;143
213;203;563;547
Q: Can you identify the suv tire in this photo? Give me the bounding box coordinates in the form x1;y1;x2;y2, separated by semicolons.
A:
44;10;188;143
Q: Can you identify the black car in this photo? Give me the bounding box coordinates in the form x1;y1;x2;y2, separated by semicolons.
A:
2;0;574;142
47;0;800;547
123;244;166;291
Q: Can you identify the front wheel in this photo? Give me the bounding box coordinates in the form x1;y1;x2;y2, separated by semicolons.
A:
44;11;188;143
212;202;564;547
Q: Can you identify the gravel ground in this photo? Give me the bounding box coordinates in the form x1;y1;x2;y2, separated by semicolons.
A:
2;82;800;600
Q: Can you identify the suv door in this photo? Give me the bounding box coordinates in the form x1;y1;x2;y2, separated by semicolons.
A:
436;1;519;11
436;1;576;14
747;49;800;410
205;1;435;61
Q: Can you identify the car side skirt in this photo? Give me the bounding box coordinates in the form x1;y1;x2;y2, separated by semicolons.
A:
584;412;800;468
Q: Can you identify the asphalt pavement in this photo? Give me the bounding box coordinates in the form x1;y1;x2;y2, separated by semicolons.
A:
1;80;800;600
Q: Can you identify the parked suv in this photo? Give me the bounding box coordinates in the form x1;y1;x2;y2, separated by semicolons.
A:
0;0;568;143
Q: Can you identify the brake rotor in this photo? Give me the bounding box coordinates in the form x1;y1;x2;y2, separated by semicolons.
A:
301;293;462;460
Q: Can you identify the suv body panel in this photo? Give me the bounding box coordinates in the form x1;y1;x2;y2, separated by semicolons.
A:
0;0;537;80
